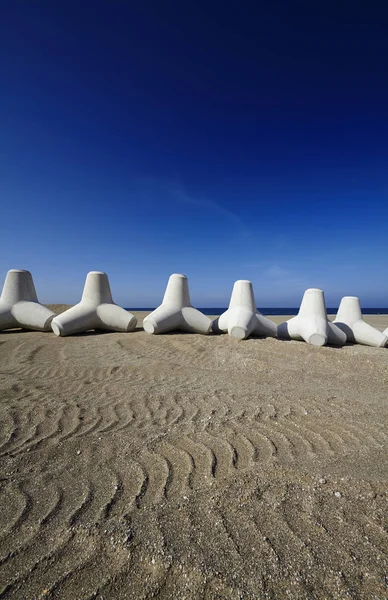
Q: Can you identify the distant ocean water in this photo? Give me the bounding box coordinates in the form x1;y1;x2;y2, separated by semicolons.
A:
127;307;388;316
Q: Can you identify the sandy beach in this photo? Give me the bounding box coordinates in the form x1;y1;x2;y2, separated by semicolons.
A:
0;310;387;599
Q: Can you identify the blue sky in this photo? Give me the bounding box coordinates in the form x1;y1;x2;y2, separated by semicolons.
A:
1;1;387;307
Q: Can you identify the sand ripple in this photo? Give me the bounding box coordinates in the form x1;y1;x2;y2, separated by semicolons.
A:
0;327;387;598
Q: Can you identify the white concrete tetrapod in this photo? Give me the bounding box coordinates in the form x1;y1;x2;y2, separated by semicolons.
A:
215;280;277;340
278;288;346;347
51;271;136;337
0;269;55;331
334;296;388;348
143;274;211;335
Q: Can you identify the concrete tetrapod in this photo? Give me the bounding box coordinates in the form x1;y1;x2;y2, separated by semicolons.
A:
214;280;277;340
0;269;56;331
51;271;136;336
334;296;388;348
278;288;346;347
143;273;212;335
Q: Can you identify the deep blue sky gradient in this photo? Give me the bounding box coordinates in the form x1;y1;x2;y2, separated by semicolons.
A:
1;1;387;306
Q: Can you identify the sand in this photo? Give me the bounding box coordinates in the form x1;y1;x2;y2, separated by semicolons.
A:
0;310;387;599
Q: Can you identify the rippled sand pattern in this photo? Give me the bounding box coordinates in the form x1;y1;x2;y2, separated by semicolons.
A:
0;314;387;599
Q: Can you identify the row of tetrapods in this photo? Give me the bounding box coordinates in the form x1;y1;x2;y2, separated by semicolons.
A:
0;270;387;348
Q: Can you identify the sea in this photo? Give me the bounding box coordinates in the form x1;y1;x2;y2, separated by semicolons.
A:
126;308;388;316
